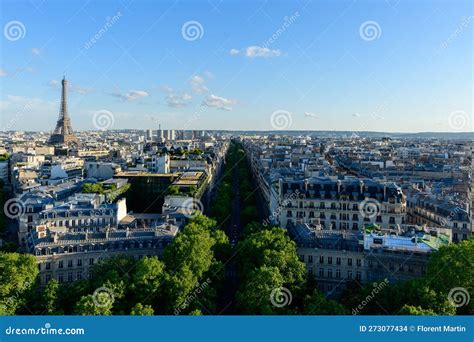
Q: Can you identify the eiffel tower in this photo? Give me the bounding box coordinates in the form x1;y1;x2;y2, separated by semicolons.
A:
49;77;79;145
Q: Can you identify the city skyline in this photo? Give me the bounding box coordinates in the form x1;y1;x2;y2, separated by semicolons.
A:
1;0;472;133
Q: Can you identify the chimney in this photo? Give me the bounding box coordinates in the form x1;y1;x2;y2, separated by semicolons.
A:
359;180;364;194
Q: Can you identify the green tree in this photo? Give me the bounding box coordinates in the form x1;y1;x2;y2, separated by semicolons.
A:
303;290;348;315
163;222;215;279
237;227;306;290
130;303;154;315
166;185;180;196
131;256;165;304
74;295;112;315
40;279;63;315
398;304;436;315
0;252;38;315
426;239;473;314
236;266;285;314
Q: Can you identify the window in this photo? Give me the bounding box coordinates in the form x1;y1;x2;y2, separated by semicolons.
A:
68;273;73;282
89;258;94;266
327;269;333;279
356;259;361;267
308;255;313;263
45;274;51;283
347;271;352;280
77;272;82;280
319;268;324;277
336;269;341;279
348;258;353;266
336;257;341;265
308;267;313;275
58;274;63;283
328;256;332;265
356;271;361;281
319;256;324;264
45;262;51;270
68;260;73;268
77;259;82;267
58;260;63;269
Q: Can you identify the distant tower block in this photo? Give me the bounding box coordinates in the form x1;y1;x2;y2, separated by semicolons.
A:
49;77;79;145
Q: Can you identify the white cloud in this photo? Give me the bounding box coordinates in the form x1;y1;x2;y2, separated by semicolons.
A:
203;70;214;79
72;86;93;95
111;90;149;101
304;112;319;118
160;85;174;93
230;46;282;58
0;69;7;77
189;75;208;94
245;46;282;58
48;79;60;87
202;94;236;111
31;48;41;55
166;93;192;108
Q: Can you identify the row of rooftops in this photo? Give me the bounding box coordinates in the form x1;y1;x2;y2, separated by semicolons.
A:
28;216;180;253
289;222;450;254
280;176;404;202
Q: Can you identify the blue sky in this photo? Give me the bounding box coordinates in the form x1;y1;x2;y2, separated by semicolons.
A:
0;0;472;132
